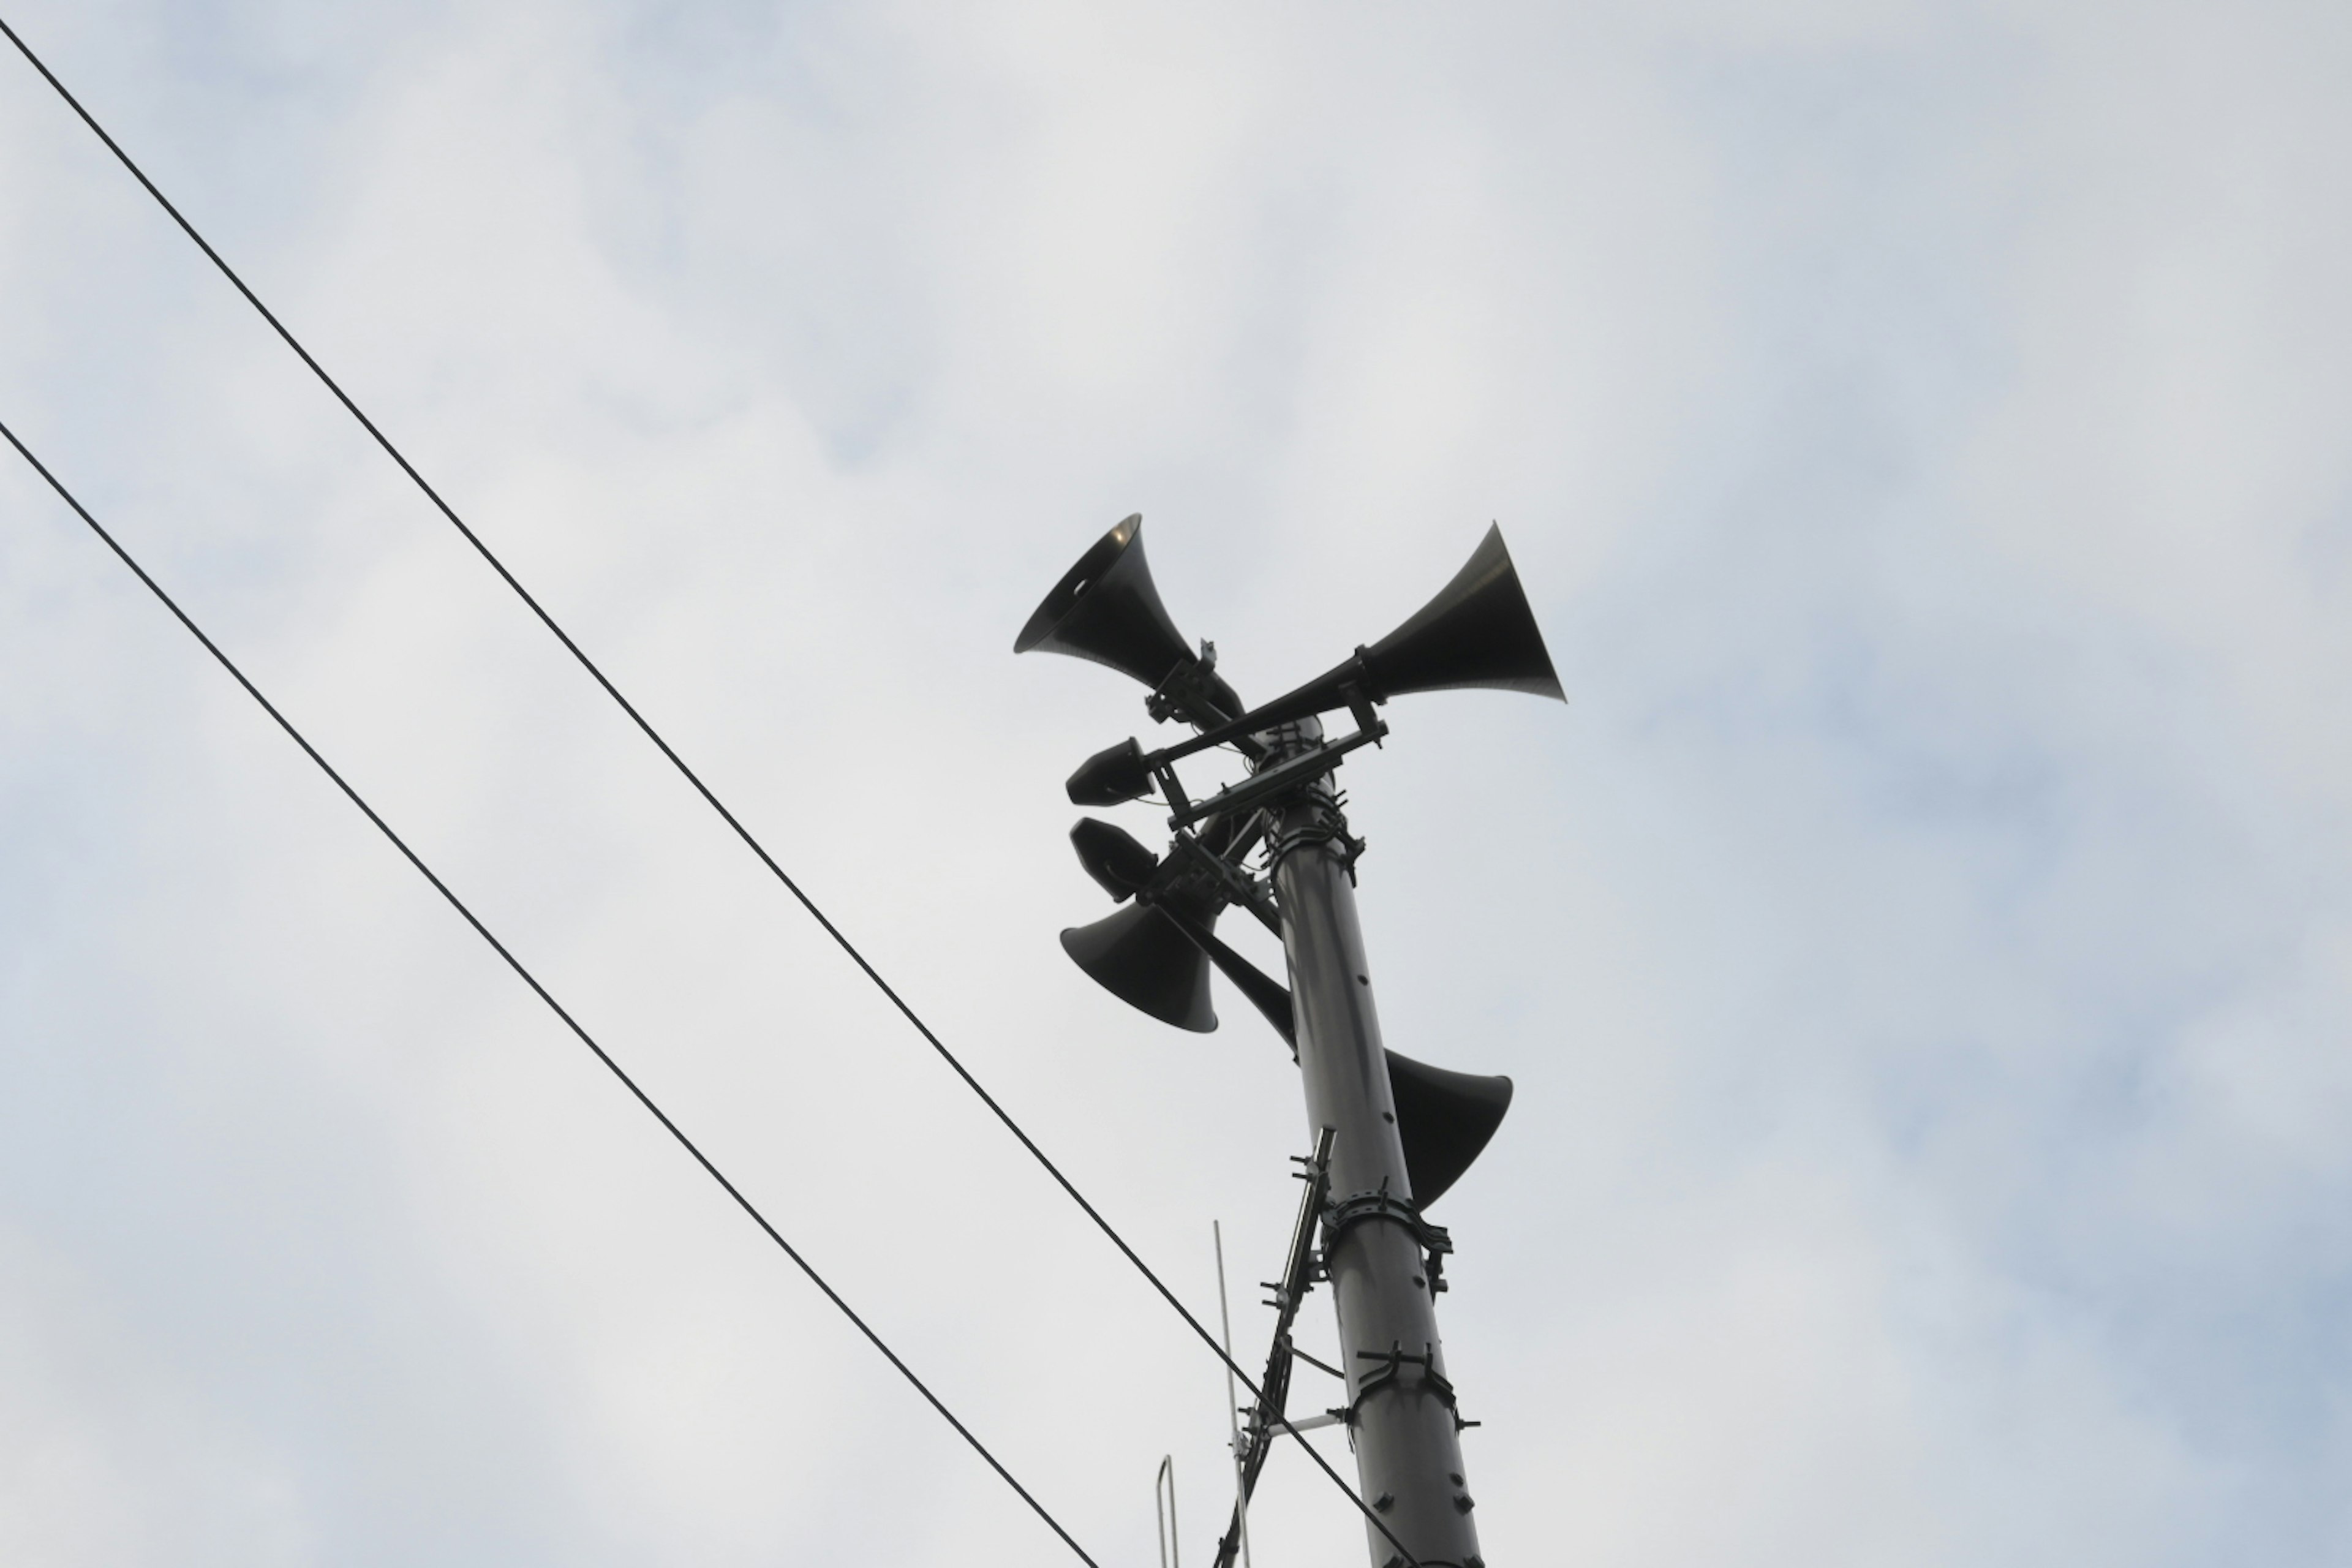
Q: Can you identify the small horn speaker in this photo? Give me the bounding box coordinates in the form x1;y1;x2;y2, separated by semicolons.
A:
1060;894;1221;1032
1386;1050;1512;1208
1069;817;1159;901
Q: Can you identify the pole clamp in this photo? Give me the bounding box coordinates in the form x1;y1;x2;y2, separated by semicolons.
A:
1347;1340;1457;1420
1344;1340;1482;1436
1322;1185;1453;1294
1267;795;1367;882
1144;639;1245;733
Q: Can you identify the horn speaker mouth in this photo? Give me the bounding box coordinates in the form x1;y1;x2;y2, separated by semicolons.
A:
1014;514;1144;656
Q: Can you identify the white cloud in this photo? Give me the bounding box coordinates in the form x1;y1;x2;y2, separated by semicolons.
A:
4;0;2349;1562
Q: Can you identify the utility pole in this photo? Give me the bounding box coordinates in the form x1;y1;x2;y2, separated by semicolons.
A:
1264;718;1480;1567
1017;515;1558;1568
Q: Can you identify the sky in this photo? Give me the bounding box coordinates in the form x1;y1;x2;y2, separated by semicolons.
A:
2;1;2350;1564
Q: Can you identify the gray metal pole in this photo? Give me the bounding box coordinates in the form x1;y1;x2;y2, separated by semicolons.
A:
1213;1221;1254;1568
1263;717;1483;1568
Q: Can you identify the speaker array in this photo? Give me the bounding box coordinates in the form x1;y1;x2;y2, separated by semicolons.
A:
1019;515;1561;1207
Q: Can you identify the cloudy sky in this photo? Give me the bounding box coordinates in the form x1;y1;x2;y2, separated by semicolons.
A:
4;1;2350;1564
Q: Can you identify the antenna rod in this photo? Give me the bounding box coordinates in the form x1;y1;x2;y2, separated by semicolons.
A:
1213;1223;1254;1568
1157;1456;1180;1568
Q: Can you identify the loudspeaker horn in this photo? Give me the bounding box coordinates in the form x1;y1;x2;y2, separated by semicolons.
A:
1158;901;1297;1044
1359;522;1564;703
1177;524;1562;753
1069;900;1510;1205
1385;1051;1513;1208
1014;515;1242;720
1168;930;1511;1206
1060;894;1220;1033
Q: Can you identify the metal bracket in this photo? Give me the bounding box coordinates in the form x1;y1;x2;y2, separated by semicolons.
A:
1265;791;1368;883
1337;1333;1482;1437
1339;664;1386;743
1348;1340;1458;1423
1269;1406;1350;1435
1324;1184;1454;1297
1166;721;1387;832
1290;1343;1347;1381
1145;639;1257;743
1144;640;1215;725
1152;761;1193;820
1324;1186;1453;1254
1169;822;1281;935
1210;1130;1336;1568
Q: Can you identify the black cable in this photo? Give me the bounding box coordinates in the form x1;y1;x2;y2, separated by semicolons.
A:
0;21;1420;1560
0;413;1101;1568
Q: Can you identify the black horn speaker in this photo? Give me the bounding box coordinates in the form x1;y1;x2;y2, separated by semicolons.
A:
1385;1050;1513;1208
1014;516;1241;723
1014;515;1184;682
1157;902;1297;1046
1068;817;1159;901
1060;892;1221;1033
1359;522;1564;703
1175;524;1563;750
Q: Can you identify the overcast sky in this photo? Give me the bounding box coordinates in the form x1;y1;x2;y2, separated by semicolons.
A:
4;1;2350;1564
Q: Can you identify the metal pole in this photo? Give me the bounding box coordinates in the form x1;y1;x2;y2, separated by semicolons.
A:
1264;716;1483;1568
1213;1222;1254;1568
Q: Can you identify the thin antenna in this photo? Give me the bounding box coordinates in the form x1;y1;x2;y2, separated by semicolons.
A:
1156;1455;1180;1568
1213;1221;1254;1568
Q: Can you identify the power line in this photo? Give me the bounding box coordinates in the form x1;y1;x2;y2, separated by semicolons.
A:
0;17;1421;1561
0;413;1101;1568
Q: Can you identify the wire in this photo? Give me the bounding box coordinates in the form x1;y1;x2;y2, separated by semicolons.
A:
0;414;1101;1568
0;20;1421;1561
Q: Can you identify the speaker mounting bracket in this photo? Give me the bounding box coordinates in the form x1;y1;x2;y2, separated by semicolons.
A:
1170;821;1281;935
1163;720;1387;832
1144;638;1251;737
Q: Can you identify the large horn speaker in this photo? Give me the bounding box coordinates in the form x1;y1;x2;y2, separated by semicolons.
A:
1060;893;1221;1033
1185;524;1563;748
1360;523;1564;702
1014;516;1242;724
1385;1050;1513;1207
1158;902;1297;1044
1067;897;1510;1204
